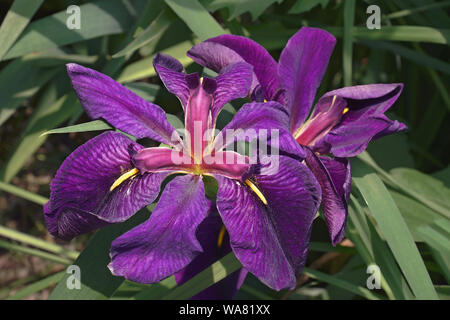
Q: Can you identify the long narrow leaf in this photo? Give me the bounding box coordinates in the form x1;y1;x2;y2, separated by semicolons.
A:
0;239;72;265
40;120;112;136
0;181;48;205
0;0;44;60
302;267;385;300
0;225;79;260
7;271;65;300
3;0;142;60
352;160;438;299
161;252;242;300
165;0;226;40
343;0;355;86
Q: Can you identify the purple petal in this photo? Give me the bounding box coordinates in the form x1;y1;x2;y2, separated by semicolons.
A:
304;148;351;245
215;101;305;159
212;62;253;121
174;210;247;300
313;83;406;157
215;156;321;290
322;83;403;114
188;35;279;100
44;132;168;241
66;63;179;146
373;116;408;139
153;53;200;108
278;27;336;133
109;174;209;283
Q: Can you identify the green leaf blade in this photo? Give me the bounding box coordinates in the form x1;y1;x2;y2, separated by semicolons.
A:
352;160;438;300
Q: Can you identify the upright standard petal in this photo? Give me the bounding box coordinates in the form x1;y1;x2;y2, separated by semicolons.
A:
304;148;351;245
188;35;279;100
212;62;253;121
174;210;248;300
44;132;167;240
153;53;199;108
109;174;210;283
278;27;336;133
215;156;321;290
313;83;406;157
66;63;179;146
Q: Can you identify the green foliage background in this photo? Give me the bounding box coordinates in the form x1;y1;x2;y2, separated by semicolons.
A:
0;0;449;300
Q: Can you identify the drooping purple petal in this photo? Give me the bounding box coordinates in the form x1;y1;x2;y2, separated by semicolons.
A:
188;35;279;100
312;83;406;157
153;53;200;108
212;62;253;121
278;27;336;133
313;117;391;157
373;115;408;139
215;156;321;290
109;174;209;283
66;63;179;146
44;132;168;241
214;101;305;159
174;210;247;300
304;148;351;245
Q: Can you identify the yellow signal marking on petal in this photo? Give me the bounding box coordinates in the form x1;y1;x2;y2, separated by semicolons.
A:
217;225;226;248
110;168;139;191
245;179;268;205
200;77;203;85
342;107;349;115
263;99;267;102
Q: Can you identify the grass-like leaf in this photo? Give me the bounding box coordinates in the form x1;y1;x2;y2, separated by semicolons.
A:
302;267;385;300
48;211;150;300
0;181;48;205
161;252;242;299
0;225;79;260
0;0;44;60
352;159;438;299
3;0;143;60
343;0;355;86
0;239;72;265
40;120;112;137
165;0;226;40
7;271;65;300
208;0;283;21
113;9;173;58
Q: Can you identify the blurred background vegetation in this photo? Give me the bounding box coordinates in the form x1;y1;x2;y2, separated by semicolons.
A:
0;0;448;300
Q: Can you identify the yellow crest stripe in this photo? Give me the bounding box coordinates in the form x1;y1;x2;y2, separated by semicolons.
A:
217;225;227;248
244;179;268;205
110;168;139;191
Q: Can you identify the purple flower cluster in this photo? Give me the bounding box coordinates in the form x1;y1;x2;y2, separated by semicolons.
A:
44;27;406;297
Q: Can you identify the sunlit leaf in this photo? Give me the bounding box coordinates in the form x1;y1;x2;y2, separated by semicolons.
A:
352;160;438;300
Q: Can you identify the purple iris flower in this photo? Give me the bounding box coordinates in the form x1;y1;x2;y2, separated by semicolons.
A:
44;53;322;293
188;26;407;246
